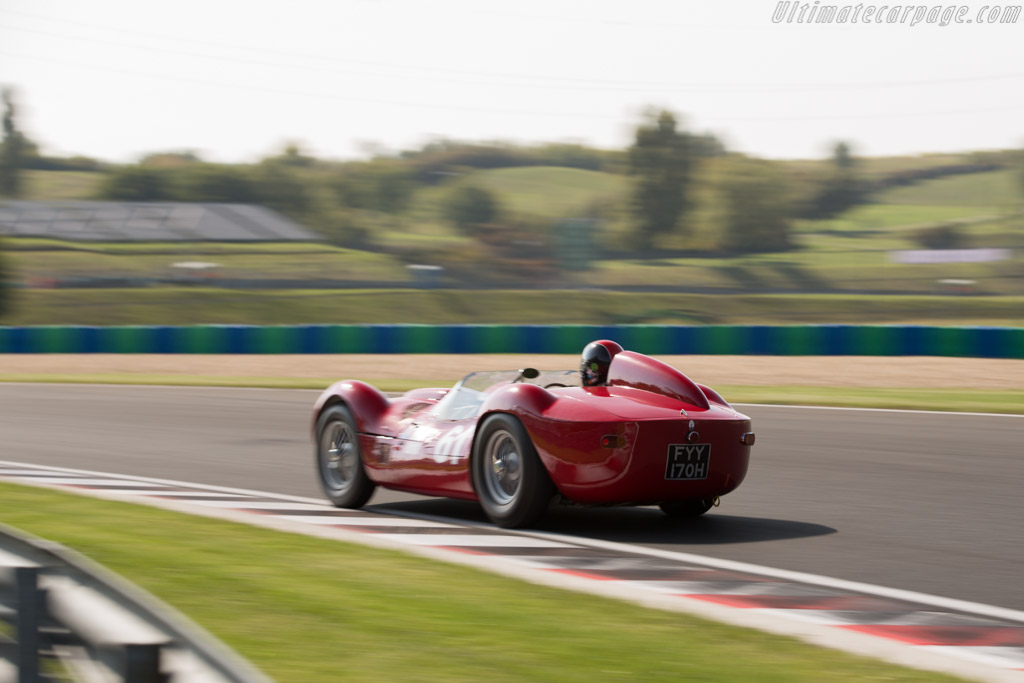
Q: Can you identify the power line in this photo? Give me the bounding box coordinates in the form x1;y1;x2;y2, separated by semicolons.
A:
5;46;1023;127
0;48;622;120
2;9;1024;93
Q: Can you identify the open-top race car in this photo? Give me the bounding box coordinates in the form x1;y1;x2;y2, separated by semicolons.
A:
312;340;755;528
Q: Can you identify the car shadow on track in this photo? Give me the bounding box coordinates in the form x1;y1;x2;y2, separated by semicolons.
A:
372;499;836;546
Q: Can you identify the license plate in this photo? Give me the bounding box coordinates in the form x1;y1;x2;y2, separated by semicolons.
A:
665;444;711;480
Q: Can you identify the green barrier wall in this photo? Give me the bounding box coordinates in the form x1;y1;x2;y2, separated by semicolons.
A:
0;325;1021;358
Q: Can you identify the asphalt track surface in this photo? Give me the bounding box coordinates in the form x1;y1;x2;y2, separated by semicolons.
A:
2;383;1022;612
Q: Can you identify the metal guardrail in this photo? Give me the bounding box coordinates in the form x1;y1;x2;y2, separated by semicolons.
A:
0;524;272;683
0;323;1022;358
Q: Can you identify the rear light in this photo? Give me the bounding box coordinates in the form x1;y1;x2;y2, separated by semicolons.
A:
741;432;756;446
601;434;625;449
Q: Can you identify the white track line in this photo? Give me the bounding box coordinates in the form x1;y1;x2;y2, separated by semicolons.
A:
188;501;334;510
269;515;453;528
361;501;1024;626
513;527;1024;625
5;459;1022;626
379;534;574;548
0;460;328;504
4;460;1023;682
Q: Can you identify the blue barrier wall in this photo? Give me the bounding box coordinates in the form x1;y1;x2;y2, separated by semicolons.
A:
1;325;1022;358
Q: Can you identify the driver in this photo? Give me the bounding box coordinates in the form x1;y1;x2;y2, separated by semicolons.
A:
580;340;623;387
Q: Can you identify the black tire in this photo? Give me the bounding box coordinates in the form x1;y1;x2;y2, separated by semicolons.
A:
315;404;375;508
471;413;554;528
659;498;715;518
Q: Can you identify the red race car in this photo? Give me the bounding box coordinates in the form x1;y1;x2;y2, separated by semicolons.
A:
312;340;755;528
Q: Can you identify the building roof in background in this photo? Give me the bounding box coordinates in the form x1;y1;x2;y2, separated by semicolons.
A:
0;201;320;242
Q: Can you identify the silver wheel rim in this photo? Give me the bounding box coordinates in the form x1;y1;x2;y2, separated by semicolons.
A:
482;429;522;506
320;419;358;492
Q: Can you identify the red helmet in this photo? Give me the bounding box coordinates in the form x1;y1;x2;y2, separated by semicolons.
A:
580;340;623;386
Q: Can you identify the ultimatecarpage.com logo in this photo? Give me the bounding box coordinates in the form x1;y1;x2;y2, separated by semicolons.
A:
772;2;1021;25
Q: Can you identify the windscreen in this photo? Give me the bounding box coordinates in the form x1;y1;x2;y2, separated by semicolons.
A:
431;369;578;420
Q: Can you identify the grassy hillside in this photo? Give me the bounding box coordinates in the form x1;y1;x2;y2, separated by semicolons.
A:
20;170;104;200
462;166;629;217
781;151;1003;177
384;166;630;249
782;168;1024;295
876;168;1021;207
4;162;1022;326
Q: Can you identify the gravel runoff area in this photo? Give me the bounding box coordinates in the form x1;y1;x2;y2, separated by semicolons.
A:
2;354;1023;389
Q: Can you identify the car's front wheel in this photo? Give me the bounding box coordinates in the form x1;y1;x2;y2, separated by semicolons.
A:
315;404;375;508
472;413;554;528
659;498;715;518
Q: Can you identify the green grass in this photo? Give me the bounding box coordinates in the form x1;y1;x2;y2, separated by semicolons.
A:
0;374;1019;414
412;166;628;220
21;170;104;200
12;238;1024;297
3;238;410;282
0;373;338;389
468;166;629;216
583;248;1024;295
876;169;1023;207
4;288;1024;326
716;385;1024;414
0;482;963;682
795;204;993;234
0;373;421;393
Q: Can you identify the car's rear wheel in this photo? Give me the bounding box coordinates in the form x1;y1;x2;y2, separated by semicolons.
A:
315;404;375;508
659;498;715;518
472;413;554;528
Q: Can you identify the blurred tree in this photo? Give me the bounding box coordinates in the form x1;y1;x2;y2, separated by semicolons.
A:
309;205;370;248
833;141;854;171
139;150;203;168
709;156;794;254
804;141;867;218
264;142;316;168
1018;147;1024;200
97;166;173;201
627;110;697;251
556;218;598;271
443;185;499;236
176;164;257;203
333;160;414;214
690;132;728;159
24;154;101;172
0;88;29;198
373;166;415;215
402;139;622;183
251;162;313;215
915;222;965;249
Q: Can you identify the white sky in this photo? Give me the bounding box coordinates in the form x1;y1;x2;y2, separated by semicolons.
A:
1;0;1023;163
